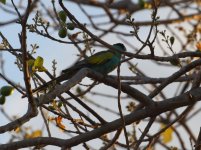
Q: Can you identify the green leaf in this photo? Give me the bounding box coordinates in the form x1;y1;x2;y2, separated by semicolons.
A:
0;0;6;4
48;106;56;110
66;23;75;30
58;101;63;108
37;66;47;72
0;86;14;96
138;0;145;8
170;36;175;45
76;86;82;94
58;11;67;22
58;28;67;38
0;96;6;105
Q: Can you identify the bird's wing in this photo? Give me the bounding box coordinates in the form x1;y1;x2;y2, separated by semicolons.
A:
62;51;114;73
86;51;114;65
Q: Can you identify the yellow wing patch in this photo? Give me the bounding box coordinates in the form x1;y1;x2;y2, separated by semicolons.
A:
87;51;114;64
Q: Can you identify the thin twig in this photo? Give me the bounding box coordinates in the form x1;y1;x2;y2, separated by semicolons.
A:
117;64;130;150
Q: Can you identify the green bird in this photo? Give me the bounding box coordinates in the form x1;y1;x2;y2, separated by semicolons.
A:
62;43;126;77
32;43;126;94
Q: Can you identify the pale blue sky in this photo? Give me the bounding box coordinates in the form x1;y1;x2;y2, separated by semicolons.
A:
0;1;200;149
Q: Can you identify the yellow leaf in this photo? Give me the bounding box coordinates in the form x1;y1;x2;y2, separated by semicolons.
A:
161;124;174;143
51;100;59;110
24;133;31;139
37;66;47;72
31;56;47;73
31;130;42;138
25;130;42;139
144;2;152;9
34;56;44;68
14;127;21;133
48;116;55;121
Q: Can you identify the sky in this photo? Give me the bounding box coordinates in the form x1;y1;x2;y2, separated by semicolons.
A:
0;0;200;149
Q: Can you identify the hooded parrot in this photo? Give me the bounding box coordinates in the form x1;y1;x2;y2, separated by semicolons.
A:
32;43;126;93
62;43;126;77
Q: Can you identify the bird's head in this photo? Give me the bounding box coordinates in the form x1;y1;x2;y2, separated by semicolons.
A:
113;43;126;52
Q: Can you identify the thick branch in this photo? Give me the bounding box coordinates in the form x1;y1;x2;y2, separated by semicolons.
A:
0;87;201;149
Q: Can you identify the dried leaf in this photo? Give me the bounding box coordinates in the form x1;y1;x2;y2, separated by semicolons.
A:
31;130;42;138
25;130;42;139
55;116;66;130
196;41;201;51
161;124;174;143
70;32;81;41
14;127;21;133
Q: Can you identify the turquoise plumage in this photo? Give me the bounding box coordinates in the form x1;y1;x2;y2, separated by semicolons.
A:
62;43;126;78
32;43;126;93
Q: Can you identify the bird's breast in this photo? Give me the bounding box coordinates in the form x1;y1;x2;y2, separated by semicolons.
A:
90;56;120;74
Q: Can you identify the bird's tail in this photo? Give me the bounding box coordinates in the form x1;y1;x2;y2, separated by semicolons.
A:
22;73;73;98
